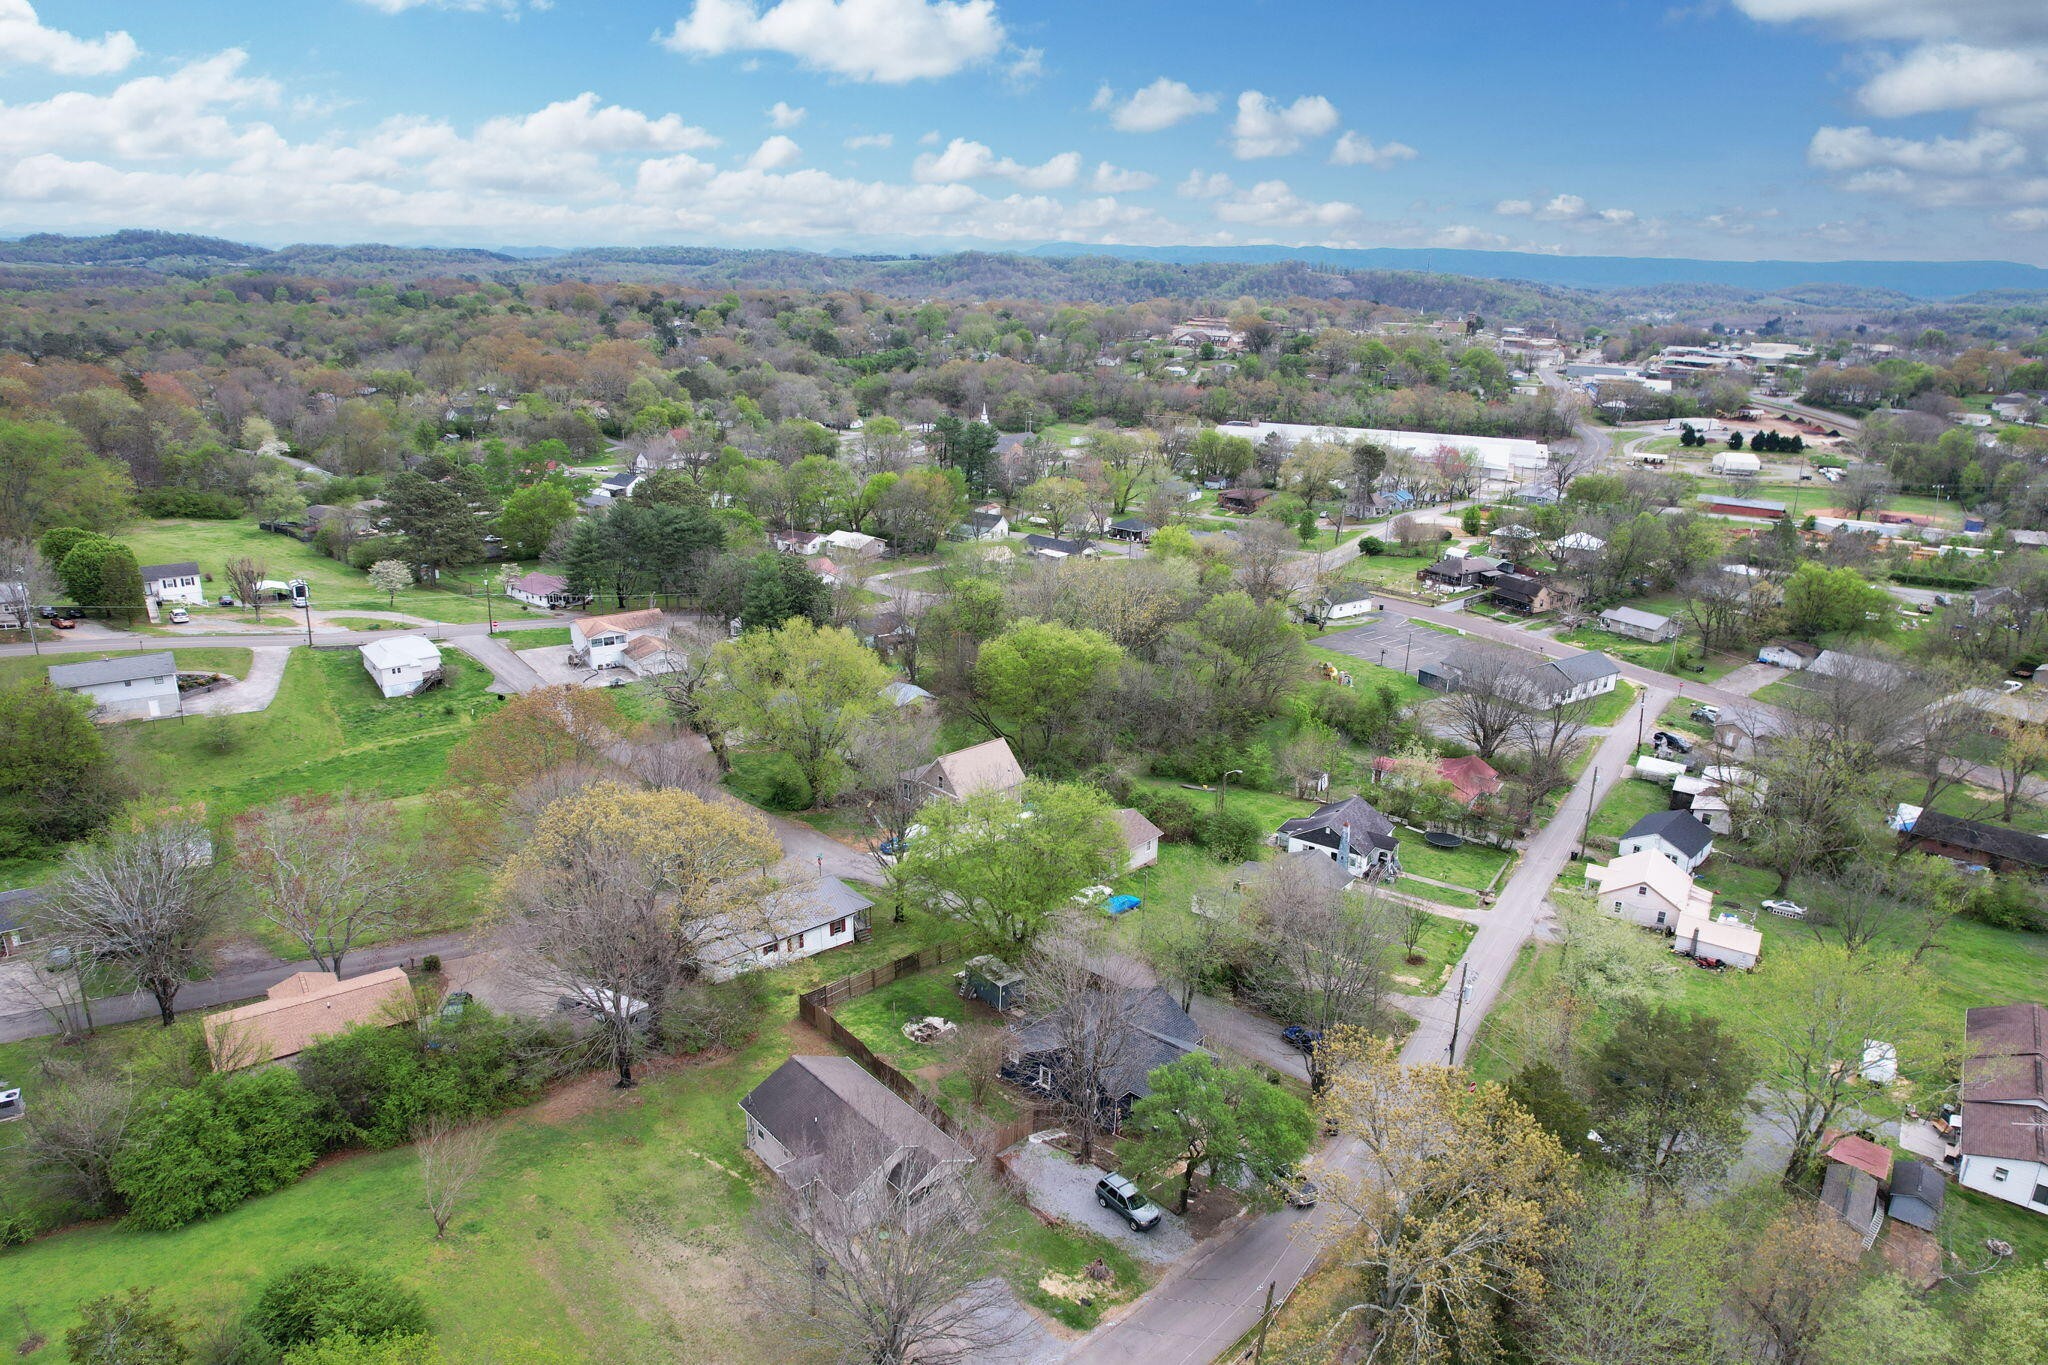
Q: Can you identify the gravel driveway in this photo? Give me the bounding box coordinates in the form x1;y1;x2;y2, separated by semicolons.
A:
183;646;290;715
1188;995;1308;1082
1004;1140;1193;1266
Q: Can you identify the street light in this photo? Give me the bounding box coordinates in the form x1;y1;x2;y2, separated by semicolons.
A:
1217;768;1244;816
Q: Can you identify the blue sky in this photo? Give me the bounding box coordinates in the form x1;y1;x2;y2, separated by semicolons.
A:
1;0;2043;263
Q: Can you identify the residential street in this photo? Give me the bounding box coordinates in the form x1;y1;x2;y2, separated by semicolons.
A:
1068;683;1665;1363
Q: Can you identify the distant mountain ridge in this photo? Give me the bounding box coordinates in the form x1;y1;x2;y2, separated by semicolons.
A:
1026;242;2048;300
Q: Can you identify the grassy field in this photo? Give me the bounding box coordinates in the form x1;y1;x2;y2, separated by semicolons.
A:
1554;627;1745;684
1586;773;1672;844
1131;776;1318;835
1389;908;1477;992
0;910;1149;1356
1302;648;1437;705
123;647;498;817
120;519;496;623
1392;830;1513;891
1393;877;1479;910
0;647;253;689
492;626;573;648
1582;680;1640;728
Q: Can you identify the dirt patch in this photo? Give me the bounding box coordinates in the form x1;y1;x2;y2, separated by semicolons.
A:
1180;1181;1248;1240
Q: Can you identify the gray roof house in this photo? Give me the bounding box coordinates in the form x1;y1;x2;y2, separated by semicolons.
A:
1620;808;1716;871
1006;985;1207;1129
1276;794;1401;876
1521;652;1622;707
740;1055;972;1215
1599;606;1679;643
47;651;183;719
703;877;874;981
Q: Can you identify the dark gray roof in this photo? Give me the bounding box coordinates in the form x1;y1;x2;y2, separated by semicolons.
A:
1110;518;1155;533
1539;651;1621;687
1322;584;1377;606
139;561;200;580
1905;810;2048;869
1886;1158;1945;1231
1277;795;1398;852
1623;808;1716;858
47;651;179;690
1012;985;1204;1103
962;510;1007;529
1025;534;1087;555
740;1055;969;1197
1820;1162;1880;1229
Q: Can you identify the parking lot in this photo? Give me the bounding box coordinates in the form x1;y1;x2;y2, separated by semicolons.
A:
1318;617;1460;679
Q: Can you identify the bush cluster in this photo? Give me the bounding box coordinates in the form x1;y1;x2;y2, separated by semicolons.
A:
294;1011;571;1150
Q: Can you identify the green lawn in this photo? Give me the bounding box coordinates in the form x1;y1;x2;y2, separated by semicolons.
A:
1655;700;1717;741
1554;629;1745;684
1393;829;1514;891
120;519;496;623
1582;680;1640;728
0;647;253;689
1389;907;1477;993
492;626;573;648
123;647;499;817
1132;776;1318;834
1751;677;1812;707
1392;877;1479;911
832;972;973;1075
1586;773;1672;844
1303;648;1436;705
0;909;1143;1358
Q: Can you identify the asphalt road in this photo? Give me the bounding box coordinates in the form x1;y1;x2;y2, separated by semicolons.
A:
1064;685;1665;1365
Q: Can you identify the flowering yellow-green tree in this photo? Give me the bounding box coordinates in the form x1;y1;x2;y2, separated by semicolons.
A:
1294;1031;1578;1364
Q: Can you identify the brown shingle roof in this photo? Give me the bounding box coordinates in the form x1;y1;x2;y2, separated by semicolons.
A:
905;738;1025;800
1116;808;1165;850
205;967;415;1070
572;608;665;642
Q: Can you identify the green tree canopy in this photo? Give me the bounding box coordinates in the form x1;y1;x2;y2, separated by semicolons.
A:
1782;561;1892;640
1125;1052;1316;1213
972;619;1123;766
704;619;887;803
893;779;1123;949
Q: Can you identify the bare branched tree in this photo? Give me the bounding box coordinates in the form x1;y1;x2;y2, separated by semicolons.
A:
18;1067;133;1213
1514;697;1593;807
646;620;733;771
224;555;267;619
39;819;232;1026
618;721;720;798
836;709;939;890
237;794;423;976
0;536;58;631
1245;855;1392;1093
1231;517;1298;606
1019;925;1152;1165
752;1164;1020;1365
415;1114;496;1240
1433;648;1531;761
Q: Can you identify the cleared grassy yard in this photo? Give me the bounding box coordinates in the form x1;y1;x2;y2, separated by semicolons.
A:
1389;908;1477;993
121;519;496;623
1586;774;1671;844
1393;829;1513;890
0;647;253;689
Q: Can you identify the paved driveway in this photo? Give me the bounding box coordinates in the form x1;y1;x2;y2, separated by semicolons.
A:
184;646;290;715
1005;1141;1193;1266
1187;995;1307;1082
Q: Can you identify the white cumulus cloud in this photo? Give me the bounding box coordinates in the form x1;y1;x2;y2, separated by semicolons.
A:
912;137;1080;189
1090;162;1156;192
659;0;1006;83
0;0;139;75
844;132;893;149
1091;77;1218;133
767;100;806;128
1329;130;1417;168
1809;124;2026;176
1493;198;1533;216
747;134;802;169
1230;90;1340;158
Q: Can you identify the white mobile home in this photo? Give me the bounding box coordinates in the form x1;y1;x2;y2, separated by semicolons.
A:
141;561;206;608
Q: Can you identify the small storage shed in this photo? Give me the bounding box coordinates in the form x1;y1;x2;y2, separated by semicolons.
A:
1887;1158;1946;1232
958;955;1024;1012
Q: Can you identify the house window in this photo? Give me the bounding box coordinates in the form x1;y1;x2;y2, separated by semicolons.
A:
1994;1167;2011;1181
829;918;846;935
785;934;803;952
761;939;777;954
2035;1182;2048;1207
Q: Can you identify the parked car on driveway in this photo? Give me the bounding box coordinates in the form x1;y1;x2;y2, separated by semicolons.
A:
1762;899;1806;919
218;594;236;607
1095;1173;1161;1231
51;616;76;630
1690;704;1721;723
1653;730;1694;754
1282;1025;1323;1053
168;608;190;624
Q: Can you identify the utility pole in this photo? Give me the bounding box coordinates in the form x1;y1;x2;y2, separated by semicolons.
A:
1578;773;1600;861
302;601;314;648
1252;1281;1277;1362
1446;963;1471;1065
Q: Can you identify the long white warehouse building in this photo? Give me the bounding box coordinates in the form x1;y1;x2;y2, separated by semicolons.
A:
1215;421;1550;488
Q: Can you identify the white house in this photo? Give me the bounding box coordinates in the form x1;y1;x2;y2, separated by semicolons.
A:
140;561;206;608
1306;584;1378;625
1116;808;1164;871
1618;809;1716;872
1672;909;1762;970
1586;849;1713;931
1600;606;1679;643
954;509;1011;541
359;634;443;699
505;571;591;611
1955;1004;2048;1217
740;1055;973;1222
823;529;886;561
704;877;874;980
47;651;181;719
1275;795;1402;878
570;609;666;670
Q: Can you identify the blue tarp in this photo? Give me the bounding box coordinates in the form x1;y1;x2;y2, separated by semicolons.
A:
1105;895;1142;915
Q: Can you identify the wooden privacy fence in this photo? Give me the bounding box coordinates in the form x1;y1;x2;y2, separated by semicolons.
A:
797;942;1044;1154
